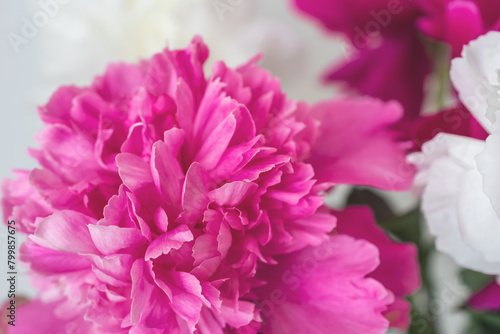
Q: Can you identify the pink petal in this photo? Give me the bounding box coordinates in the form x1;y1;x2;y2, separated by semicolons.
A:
1;170;52;234
194;111;238;170
326;31;431;119
307;98;415;190
151;131;185;209
38;85;84;125
335;206;420;297
20;239;91;274
152;268;205;331
88;224;147;255
209;181;258;207
220;299;256;328
469;281;500;311
93;62;145;103
175;78;196;140
181;163;211;221
145;224;194;261
88;253;134;285
256;235;392;334
445;1;484;56
116;153;154;192
30;210;98;254
4;299;92;334
383;297;412;330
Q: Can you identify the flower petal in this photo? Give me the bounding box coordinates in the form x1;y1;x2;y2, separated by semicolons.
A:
307;98;414;190
256;235;391;334
409;133;500;274
450;31;500;133
88;225;147;255
145;224;194;261
30;210;98;254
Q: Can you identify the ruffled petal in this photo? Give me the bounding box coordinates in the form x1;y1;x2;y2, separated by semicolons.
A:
30;210;98;254
409;133;500;274
307;98;414;190
450;31;500;133
256;235;392;334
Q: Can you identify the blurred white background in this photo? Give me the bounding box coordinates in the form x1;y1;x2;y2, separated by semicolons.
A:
0;1;44;300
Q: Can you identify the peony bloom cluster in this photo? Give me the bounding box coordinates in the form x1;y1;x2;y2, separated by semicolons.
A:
410;31;500;275
2;38;418;333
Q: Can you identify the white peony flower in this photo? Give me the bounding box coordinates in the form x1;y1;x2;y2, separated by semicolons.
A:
37;0;339;103
409;31;500;275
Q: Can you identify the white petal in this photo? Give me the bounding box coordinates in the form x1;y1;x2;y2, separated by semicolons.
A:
410;133;500;274
457;168;500;263
450;31;500;133
477;115;500;218
408;133;482;196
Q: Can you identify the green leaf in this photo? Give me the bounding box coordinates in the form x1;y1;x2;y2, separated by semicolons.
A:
467;311;500;333
465;321;486;334
460;269;493;292
346;188;394;222
408;307;436;334
380;207;422;245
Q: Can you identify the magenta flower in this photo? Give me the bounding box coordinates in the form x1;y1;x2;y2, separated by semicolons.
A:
416;0;500;57
404;2;500;150
469;281;500;311
3;37;414;333
335;206;420;330
411;104;489;150
291;0;432;119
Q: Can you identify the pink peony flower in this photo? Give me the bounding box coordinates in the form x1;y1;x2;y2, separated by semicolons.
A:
291;0;432;119
2;37;414;333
